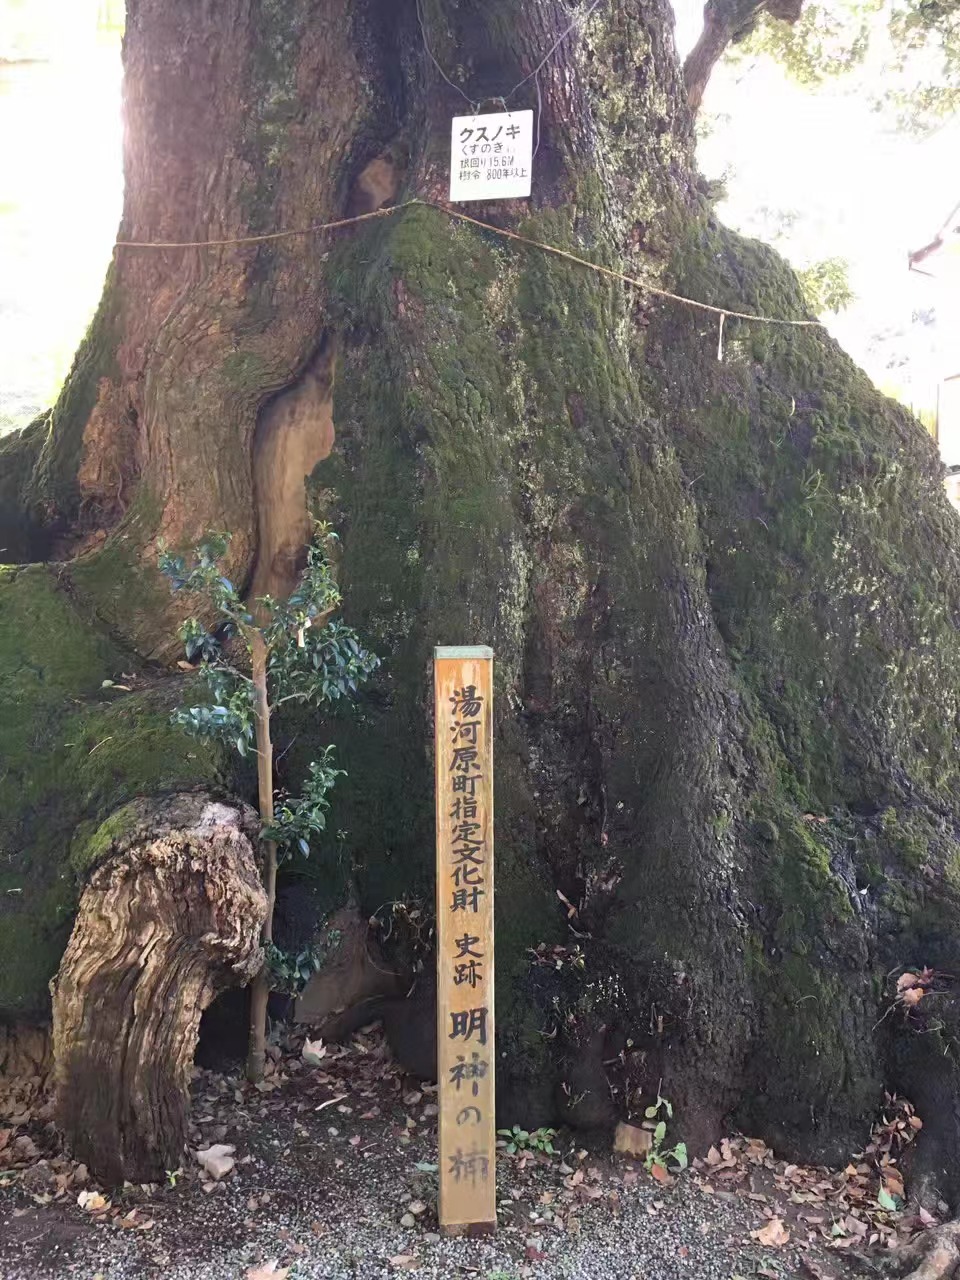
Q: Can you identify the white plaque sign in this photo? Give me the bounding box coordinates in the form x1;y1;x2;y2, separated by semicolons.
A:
449;110;533;203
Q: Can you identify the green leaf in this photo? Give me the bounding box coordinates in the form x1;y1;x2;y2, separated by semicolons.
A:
877;1187;899;1211
654;1120;667;1146
673;1142;688;1169
644;1105;658;1119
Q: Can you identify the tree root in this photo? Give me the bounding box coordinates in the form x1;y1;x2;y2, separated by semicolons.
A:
896;1222;960;1280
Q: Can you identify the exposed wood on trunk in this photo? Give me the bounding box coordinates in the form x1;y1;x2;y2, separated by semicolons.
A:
247;155;401;605
50;794;266;1184
249;339;337;604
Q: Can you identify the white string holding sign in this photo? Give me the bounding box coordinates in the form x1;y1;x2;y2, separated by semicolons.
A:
420;0;604;204
449;110;534;203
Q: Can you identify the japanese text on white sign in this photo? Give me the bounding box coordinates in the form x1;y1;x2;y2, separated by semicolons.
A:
449;110;533;203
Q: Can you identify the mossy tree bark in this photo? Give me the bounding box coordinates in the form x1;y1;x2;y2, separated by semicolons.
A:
6;0;960;1201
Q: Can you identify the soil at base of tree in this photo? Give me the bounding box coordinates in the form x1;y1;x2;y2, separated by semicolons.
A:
0;1024;930;1280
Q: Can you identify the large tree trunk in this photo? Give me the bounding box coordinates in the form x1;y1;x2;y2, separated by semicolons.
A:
51;794;266;1184
4;0;960;1202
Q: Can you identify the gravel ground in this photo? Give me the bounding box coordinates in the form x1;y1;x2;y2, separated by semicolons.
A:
0;1160;855;1280
0;1031;870;1280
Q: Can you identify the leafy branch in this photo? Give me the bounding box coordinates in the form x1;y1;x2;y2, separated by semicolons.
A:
159;523;378;1080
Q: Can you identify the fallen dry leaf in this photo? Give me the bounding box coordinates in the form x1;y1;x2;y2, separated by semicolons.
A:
302;1038;327;1067
613;1121;653;1158
13;1135;39;1161
649;1162;674;1186
246;1262;289;1280
388;1255;420;1271
801;1259;837;1280
751;1216;790;1247
77;1190;110;1213
195;1143;236;1181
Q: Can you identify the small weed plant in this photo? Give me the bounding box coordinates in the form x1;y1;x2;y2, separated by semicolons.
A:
159;523;378;1081
644;1089;688;1175
498;1124;557;1155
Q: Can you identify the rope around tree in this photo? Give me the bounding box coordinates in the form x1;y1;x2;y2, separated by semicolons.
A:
113;197;824;332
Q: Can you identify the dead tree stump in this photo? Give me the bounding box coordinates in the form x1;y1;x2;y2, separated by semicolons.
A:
51;793;267;1184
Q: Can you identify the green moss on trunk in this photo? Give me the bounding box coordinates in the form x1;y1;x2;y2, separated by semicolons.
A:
0;415;49;561
0;565;228;1018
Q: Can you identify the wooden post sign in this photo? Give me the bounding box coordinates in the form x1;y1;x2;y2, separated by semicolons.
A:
434;646;496;1235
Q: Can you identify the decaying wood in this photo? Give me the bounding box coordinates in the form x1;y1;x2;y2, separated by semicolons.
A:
51;793;267;1184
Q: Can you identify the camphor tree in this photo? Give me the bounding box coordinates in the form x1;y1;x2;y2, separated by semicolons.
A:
159;525;378;1081
4;3;960;1267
